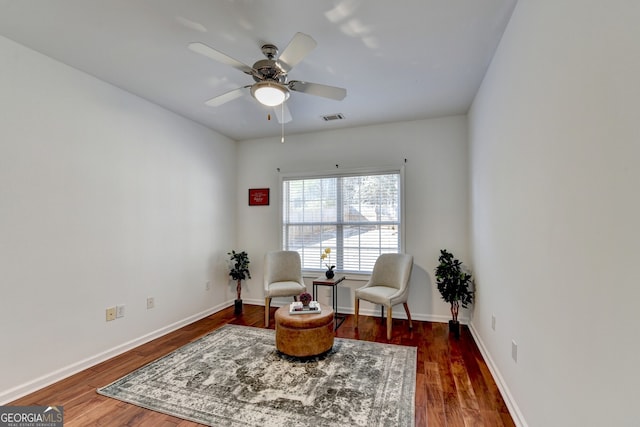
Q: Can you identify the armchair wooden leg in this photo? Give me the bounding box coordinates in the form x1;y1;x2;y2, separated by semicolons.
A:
386;306;393;340
354;298;360;328
264;297;271;327
403;302;413;330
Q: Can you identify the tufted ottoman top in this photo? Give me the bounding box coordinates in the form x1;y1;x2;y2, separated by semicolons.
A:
275;304;334;329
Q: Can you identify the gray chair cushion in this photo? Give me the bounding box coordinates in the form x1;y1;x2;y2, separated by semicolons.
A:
264;251;306;298
355;253;413;307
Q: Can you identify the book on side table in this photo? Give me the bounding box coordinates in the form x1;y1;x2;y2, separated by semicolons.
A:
289;301;322;314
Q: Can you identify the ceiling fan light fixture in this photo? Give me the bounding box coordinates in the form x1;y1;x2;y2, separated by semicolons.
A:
251;81;290;106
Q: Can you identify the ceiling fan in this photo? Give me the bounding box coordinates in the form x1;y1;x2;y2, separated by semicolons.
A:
188;32;347;123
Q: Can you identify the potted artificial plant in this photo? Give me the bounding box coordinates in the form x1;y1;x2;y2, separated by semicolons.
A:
228;250;251;315
434;249;474;338
320;247;336;279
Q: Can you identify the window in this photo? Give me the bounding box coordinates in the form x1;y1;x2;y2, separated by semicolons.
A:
281;168;403;274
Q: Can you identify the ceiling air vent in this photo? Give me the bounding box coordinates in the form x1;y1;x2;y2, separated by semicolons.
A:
322;113;345;121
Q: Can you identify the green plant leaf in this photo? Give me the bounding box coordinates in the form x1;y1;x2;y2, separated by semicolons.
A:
434;249;473;318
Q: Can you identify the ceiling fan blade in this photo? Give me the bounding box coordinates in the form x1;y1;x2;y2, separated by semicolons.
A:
289;81;347;101
188;42;254;74
277;32;317;73
272;102;292;124
205;87;247;107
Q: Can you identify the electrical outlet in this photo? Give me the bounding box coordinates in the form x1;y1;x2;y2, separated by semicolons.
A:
491;314;496;331
146;297;155;309
116;305;125;318
106;307;116;321
205;281;211;291
512;340;518;363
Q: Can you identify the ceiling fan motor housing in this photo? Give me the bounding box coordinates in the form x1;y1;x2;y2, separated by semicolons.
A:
251;59;287;83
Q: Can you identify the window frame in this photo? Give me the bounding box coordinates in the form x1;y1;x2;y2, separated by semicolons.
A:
278;165;405;278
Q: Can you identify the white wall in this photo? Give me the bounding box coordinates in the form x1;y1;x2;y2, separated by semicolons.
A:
234;117;471;322
469;1;640;426
0;36;237;402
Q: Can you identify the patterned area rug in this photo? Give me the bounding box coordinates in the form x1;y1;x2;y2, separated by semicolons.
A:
98;324;416;426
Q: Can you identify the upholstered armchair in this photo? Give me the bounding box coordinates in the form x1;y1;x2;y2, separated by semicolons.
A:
354;253;414;340
263;251;307;327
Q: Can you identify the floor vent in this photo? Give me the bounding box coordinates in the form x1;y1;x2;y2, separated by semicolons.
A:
322;113;345;121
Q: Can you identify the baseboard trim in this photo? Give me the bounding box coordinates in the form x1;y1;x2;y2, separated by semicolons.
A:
242;297;466;324
0;302;231;405
468;322;528;427
339;307;463;324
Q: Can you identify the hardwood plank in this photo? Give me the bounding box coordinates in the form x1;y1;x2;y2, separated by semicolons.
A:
415;373;428;408
8;304;514;426
500;411;518;427
425;361;441;385
415;405;429;427
444;406;467;427
425;405;447;427
451;359;479;411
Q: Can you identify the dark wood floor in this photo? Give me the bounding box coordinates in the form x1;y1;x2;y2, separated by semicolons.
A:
9;304;514;426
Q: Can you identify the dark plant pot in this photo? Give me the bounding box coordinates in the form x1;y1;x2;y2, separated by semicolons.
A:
234;299;243;315
449;320;460;339
325;270;335;279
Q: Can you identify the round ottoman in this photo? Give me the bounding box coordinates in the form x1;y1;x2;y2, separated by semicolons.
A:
275;303;334;358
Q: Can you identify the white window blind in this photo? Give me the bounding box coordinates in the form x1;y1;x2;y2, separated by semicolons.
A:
281;169;402;274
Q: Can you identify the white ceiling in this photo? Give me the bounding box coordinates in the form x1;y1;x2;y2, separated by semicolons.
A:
0;0;516;141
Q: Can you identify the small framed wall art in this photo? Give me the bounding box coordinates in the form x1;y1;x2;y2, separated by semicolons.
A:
248;188;270;206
